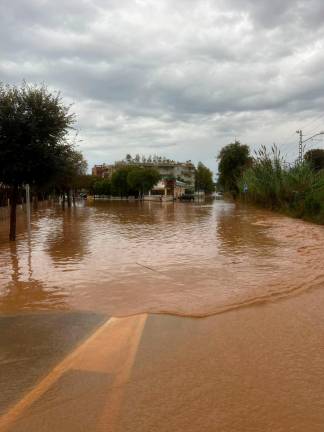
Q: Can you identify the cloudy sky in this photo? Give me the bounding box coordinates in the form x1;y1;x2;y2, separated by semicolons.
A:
2;0;324;173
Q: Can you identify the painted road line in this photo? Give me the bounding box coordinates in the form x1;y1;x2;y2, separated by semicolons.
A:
96;314;147;432
0;317;117;431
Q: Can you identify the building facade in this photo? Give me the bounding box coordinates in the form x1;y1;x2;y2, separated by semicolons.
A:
91;164;116;178
146;179;187;200
92;160;195;189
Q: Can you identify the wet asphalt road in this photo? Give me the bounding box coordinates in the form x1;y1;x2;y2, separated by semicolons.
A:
0;311;107;416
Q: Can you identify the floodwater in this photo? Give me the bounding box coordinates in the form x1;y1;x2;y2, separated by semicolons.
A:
1;200;324;432
0;200;323;317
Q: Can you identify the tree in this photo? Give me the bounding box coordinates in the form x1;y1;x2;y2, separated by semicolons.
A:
304;149;324;171
127;167;161;198
73;174;96;194
195;162;214;193
54;149;88;207
217;141;251;195
111;166;135;197
93;179;111;196
0;83;75;240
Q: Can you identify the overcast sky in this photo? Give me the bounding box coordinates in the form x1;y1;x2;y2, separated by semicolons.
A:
2;0;324;173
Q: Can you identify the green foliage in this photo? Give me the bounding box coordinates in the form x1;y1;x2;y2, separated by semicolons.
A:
239;145;285;208
110;166;160;197
217;141;251;195
111;166;135;197
0;82;74;187
54;149;88;193
127;167;161;197
0;82;76;239
93;179;112;196
73;175;97;193
304;149;324;171
240;145;324;222
195;162;214;193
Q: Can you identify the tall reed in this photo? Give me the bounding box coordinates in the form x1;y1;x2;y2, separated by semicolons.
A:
239;145;324;222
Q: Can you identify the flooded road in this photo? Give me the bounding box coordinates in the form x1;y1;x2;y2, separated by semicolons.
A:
1;200;324;431
0;200;324;316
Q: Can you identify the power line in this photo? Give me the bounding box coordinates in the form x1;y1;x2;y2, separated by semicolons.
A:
300;112;324;134
279;112;324;151
296;130;324;163
304;117;324;137
277;140;299;158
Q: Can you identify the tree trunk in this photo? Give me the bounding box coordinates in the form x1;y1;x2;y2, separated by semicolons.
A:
33;195;38;210
67;190;71;208
9;185;18;241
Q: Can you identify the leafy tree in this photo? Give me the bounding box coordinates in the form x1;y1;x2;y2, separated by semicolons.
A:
0;83;74;240
195;162;214;193
73;174;97;194
93;179;111;196
304;149;324;171
127;167;161;198
54;149;88;207
217;141;251;195
111;166;135;197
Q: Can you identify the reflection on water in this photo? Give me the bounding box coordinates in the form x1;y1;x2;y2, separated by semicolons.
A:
0;200;323;316
46;207;89;264
216;204;276;254
0;241;67;311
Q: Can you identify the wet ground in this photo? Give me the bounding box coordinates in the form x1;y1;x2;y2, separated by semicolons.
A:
0;311;106;416
1;200;324;431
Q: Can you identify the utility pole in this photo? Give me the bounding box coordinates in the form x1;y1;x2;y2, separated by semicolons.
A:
296;130;324;164
296;130;303;163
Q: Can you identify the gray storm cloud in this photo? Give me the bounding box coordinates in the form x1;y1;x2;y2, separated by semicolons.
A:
1;0;324;170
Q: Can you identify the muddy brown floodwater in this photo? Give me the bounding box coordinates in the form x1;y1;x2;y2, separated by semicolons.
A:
1;200;324;316
1;200;324;432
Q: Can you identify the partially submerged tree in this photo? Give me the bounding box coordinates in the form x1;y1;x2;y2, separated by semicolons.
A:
73;174;96;195
0;83;75;240
93;179;112;196
127;167;161;198
217;141;251;196
195;162;214;194
110;166;161;198
54;149;88;207
111;166;135;197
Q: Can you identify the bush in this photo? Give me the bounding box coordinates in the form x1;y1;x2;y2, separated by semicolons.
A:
239;145;324;222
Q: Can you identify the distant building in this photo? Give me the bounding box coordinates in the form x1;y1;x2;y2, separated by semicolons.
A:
92;159;196;189
116;160;195;189
91;164;116;178
145;179;187;201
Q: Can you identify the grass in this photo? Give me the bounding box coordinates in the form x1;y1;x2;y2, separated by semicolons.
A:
239;145;324;223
